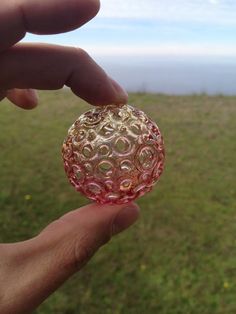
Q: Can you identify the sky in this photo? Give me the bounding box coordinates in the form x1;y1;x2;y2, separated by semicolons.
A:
23;1;236;94
24;0;236;60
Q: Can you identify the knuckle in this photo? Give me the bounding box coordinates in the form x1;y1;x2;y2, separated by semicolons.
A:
68;47;90;63
72;234;96;270
75;47;90;60
71;230;111;271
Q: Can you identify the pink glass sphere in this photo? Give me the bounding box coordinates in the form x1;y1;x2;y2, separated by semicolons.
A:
62;104;165;204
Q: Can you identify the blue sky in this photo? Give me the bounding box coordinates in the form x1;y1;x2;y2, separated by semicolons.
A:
24;0;236;60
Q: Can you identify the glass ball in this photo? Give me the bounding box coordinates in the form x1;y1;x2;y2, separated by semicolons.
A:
62;104;165;204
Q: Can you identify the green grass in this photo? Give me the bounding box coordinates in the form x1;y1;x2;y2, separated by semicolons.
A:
0;91;236;314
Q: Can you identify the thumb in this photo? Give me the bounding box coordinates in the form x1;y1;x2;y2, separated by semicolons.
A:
39;201;139;270
2;202;139;313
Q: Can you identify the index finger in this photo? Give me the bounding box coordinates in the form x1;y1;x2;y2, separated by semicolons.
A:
0;0;100;51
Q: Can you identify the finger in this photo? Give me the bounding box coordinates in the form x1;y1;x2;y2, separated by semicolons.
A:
0;0;100;51
0;43;128;106
0;202;139;313
7;89;38;110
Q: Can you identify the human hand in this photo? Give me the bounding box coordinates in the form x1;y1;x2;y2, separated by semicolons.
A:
0;1;139;313
0;0;128;108
0;203;139;313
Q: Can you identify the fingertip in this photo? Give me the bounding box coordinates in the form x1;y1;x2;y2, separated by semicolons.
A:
21;0;101;35
109;78;129;105
23;89;39;109
7;88;38;110
86;0;100;19
54;201;140;237
79;77;128;107
112;202;140;235
65;0;101;30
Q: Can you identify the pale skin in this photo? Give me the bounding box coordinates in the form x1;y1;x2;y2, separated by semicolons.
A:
0;1;140;313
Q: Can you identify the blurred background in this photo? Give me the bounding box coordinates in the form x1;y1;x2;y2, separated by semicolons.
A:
0;0;236;313
24;0;236;95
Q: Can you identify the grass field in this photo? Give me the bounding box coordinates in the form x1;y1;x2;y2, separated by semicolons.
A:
0;91;235;314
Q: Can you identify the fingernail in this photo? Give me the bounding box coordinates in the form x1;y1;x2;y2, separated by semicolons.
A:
112;203;140;235
109;78;129;104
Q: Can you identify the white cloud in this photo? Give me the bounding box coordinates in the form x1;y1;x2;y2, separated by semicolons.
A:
82;43;236;58
98;0;236;25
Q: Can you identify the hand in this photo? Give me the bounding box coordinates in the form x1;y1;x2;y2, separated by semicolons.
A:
0;0;128;108
0;1;139;313
0;203;139;313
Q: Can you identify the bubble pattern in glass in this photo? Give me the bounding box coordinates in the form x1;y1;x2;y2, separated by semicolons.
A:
62;104;165;204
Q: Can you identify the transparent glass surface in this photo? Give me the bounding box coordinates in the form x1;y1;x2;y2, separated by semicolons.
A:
62;104;165;204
